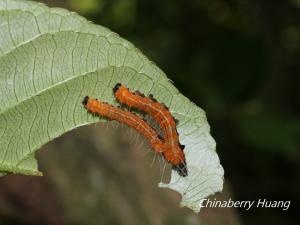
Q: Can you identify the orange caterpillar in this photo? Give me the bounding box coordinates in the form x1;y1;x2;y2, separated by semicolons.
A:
82;96;164;155
113;84;187;176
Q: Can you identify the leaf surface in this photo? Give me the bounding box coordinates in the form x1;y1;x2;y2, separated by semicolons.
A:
0;0;223;212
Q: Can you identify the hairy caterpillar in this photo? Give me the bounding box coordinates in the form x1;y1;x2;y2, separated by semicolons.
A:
82;96;164;155
113;84;187;176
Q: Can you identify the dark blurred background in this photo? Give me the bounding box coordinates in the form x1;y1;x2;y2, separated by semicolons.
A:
0;0;299;225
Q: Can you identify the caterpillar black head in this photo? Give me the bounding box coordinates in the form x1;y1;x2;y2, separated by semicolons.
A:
113;83;122;93
82;96;90;106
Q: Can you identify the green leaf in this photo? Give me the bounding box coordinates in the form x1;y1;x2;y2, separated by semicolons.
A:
0;0;223;212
